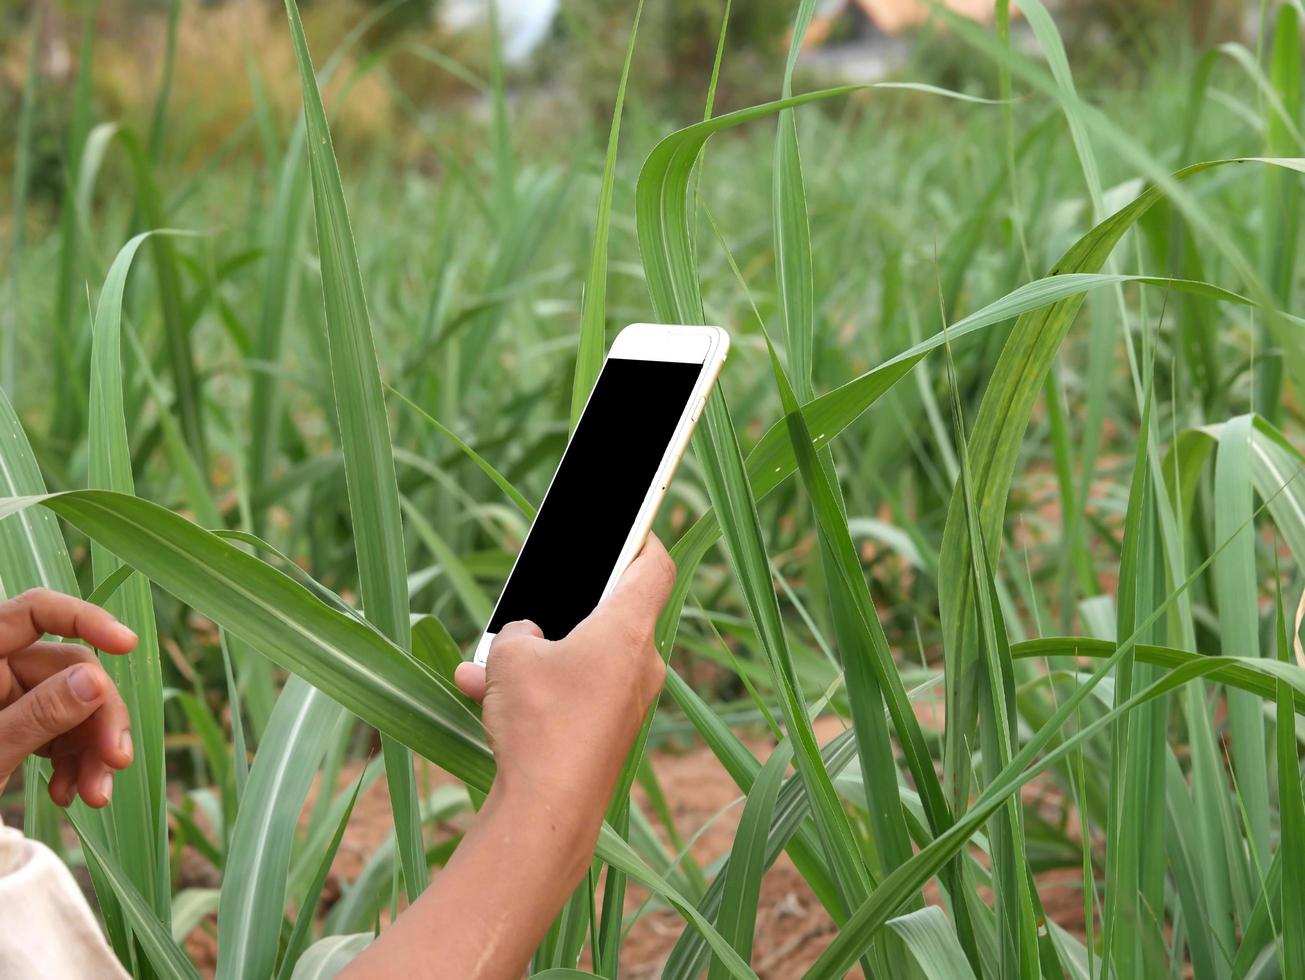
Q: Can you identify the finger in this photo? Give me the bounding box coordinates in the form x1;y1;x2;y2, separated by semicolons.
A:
10;642;133;770
77;749;112;809
602;535;677;622
497;620;544;640
0;664;108;777
486;621;547;665
9;641;98;690
48;749;78;807
454;662;487;703
477;622;547;686
0;589;137;658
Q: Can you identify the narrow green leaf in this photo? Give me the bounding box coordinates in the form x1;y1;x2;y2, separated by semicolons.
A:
275;765;368;980
219;631;251;799
1265;4;1301;303
1260;4;1301;419
773;0;819;395
144;0;179;161
1213;415;1270;862
290;934;372;980
248;125;310;510
1101;379;1167;976
411;614;466;681
4;10;40;395
1275;581;1305;977
758;323;959;918
941;328;1036;978
1012;636;1305;709
88;231;170;927
388;385;534;518
638;88;855;327
707;740;791;980
884;907;978;980
400;496;492;623
64;803;202;980
217;678;345;980
170;888;220;946
1232;848;1284;978
692;386;872;917
51;11;96;441
570;0;646;427
0;386;74;855
281;0;424;902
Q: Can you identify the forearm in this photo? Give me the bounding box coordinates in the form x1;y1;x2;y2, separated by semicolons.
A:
344;783;600;979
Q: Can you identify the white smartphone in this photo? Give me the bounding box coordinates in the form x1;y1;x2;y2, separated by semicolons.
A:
473;323;729;664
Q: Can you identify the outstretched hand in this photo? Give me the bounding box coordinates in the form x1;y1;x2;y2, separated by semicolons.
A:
0;589;137;808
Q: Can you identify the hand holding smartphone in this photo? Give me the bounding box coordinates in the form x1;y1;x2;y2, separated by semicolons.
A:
474;324;729;664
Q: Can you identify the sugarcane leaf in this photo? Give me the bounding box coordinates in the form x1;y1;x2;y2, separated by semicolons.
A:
0;386;80;876
290;934;372;980
88;230;172;935
707;739;791;979
217;678;345;980
1275;580;1305;977
281;0;424;903
570;0;646;427
64;803;202;980
884;907;979;980
276;765;368;980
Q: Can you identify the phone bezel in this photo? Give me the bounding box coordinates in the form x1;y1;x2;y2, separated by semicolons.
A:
473;323;729;665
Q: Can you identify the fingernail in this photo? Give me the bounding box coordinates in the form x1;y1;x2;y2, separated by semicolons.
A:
100;773;113;803
114;624;138;644
119;729;132;761
68;666;100;702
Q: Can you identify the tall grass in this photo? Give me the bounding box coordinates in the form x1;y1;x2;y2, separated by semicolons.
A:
2;0;1305;976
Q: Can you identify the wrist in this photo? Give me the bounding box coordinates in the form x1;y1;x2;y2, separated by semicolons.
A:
489;762;614;824
481;775;603;886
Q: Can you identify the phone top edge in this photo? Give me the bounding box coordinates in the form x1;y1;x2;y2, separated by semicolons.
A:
610;323;728;364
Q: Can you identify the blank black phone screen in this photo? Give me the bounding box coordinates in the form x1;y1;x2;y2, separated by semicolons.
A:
488;356;703;639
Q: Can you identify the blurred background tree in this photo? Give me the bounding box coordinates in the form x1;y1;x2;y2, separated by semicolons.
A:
0;0;1268;200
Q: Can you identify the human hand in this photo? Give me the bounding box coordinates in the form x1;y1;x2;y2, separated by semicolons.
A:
0;589;138;808
453;536;675;832
345;540;674;980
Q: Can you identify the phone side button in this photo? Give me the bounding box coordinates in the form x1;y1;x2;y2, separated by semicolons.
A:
691;395;706;421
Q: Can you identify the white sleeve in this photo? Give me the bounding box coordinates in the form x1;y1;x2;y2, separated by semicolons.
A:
0;821;131;979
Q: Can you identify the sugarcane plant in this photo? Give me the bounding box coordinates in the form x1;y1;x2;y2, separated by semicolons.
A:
2;0;1305;976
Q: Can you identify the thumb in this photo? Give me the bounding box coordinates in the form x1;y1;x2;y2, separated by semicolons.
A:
0;665;106;778
456;619;546;701
454;662;487;703
605;535;677;621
